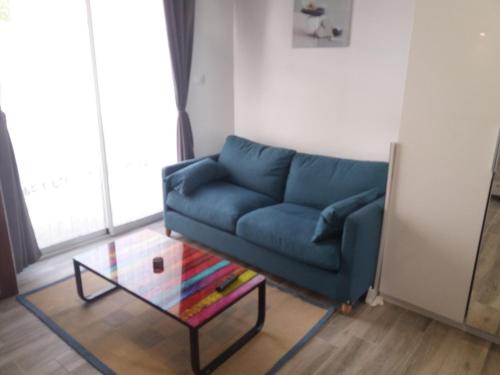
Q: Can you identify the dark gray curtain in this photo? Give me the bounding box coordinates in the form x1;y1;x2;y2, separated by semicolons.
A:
163;0;195;161
0;108;40;273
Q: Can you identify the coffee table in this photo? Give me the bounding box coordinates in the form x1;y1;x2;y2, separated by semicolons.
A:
72;230;266;375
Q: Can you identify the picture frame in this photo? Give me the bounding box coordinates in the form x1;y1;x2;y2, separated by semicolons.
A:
292;0;353;48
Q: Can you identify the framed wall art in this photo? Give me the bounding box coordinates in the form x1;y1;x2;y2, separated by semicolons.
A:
293;0;353;48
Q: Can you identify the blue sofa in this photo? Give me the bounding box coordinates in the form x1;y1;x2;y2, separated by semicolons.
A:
162;136;387;306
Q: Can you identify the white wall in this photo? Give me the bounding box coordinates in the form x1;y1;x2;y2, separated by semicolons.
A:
380;0;500;322
233;0;415;161
192;0;500;324
188;0;234;157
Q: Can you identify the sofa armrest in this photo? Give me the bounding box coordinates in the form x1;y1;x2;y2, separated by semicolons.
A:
340;196;385;302
162;154;219;212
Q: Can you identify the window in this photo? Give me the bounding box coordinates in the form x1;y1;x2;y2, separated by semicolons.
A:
0;0;176;249
90;0;177;226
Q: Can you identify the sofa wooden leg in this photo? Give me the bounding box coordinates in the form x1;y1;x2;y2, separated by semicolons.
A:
165;228;172;237
340;303;353;315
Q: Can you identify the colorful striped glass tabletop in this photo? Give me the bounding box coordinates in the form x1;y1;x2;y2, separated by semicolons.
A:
73;230;266;328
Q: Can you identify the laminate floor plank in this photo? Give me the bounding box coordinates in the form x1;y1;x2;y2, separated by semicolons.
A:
313;336;374;375
351;309;431;375
436;329;490;375
278;336;337;375
56;350;87;373
481;343;500;375
404;321;452;375
0;361;23;375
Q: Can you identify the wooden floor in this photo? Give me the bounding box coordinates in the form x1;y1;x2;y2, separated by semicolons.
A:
1;221;500;374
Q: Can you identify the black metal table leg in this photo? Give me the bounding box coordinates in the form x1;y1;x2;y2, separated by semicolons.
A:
190;281;266;375
73;260;118;302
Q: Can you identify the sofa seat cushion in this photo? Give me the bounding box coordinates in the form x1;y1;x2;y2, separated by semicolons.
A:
166;181;276;233
236;203;341;271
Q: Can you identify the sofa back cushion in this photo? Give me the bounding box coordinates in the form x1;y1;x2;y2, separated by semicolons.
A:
311;188;380;242
165;158;228;196
218;136;296;201
284;153;388;209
